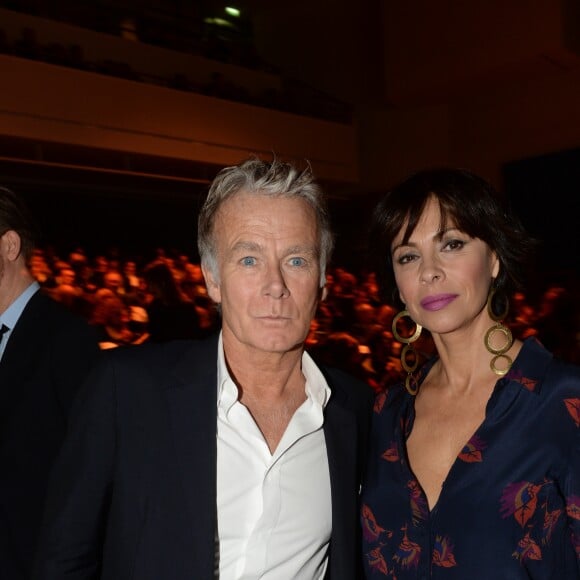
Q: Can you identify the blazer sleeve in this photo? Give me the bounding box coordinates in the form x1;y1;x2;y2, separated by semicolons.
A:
32;356;116;580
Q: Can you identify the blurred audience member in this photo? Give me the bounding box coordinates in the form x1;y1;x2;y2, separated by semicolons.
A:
29;249;53;286
87;254;109;288
47;262;87;315
88;289;147;349
122;259;142;296
142;260;205;341
102;268;126;296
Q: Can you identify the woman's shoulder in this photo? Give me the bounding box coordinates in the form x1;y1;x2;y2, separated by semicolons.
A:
510;337;580;403
373;380;408;414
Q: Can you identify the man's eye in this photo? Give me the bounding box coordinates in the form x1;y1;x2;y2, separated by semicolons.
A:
289;257;306;267
241;256;256;266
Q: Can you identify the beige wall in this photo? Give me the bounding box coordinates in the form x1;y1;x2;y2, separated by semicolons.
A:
357;0;580;190
3;2;580;194
0;54;358;183
359;62;580;190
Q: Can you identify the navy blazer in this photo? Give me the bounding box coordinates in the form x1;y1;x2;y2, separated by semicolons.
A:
0;290;101;580
34;334;374;580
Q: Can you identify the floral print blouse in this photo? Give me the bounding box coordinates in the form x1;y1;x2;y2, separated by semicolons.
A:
361;338;580;579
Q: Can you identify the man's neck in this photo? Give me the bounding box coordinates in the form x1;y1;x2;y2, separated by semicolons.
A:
0;269;36;315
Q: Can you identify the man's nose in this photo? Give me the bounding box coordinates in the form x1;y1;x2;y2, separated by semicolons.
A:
264;265;290;298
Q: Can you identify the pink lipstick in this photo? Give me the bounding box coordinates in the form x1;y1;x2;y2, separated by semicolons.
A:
420;294;458;311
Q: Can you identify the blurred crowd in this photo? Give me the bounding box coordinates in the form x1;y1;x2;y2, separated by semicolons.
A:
31;244;580;392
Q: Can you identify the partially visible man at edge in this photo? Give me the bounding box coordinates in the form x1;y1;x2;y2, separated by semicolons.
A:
33;156;374;579
0;186;101;580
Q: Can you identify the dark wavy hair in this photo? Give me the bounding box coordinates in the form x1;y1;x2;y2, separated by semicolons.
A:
369;168;538;306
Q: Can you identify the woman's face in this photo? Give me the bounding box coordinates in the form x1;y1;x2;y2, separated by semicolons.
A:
391;196;499;335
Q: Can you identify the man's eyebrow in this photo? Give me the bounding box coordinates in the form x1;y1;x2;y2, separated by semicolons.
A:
231;241;262;253
284;244;318;256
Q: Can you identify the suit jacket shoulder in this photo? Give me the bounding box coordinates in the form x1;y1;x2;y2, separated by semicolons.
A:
319;363;375;411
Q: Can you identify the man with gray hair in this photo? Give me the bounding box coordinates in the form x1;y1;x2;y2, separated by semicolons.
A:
34;156;373;580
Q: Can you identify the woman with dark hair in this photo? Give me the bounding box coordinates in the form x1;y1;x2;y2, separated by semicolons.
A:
361;168;580;578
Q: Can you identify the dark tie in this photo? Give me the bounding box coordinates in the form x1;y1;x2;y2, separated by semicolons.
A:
0;323;9;346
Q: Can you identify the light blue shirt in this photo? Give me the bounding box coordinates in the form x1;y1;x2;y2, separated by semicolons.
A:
0;281;40;361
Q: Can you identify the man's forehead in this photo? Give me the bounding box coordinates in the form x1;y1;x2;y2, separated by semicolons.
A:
228;238;318;254
215;194;317;227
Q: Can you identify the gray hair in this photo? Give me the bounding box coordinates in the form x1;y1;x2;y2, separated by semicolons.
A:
197;156;334;286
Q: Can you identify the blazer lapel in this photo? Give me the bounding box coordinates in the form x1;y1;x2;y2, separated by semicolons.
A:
164;336;219;575
324;388;360;579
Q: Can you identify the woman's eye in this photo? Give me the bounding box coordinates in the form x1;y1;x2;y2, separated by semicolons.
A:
241;256;256;266
444;239;465;251
396;253;416;265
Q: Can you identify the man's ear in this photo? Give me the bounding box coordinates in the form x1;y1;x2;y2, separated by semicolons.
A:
1;230;22;262
201;264;221;304
320;285;328;302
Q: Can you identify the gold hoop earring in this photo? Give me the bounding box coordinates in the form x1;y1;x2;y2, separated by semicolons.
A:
392;309;422;395
484;285;513;376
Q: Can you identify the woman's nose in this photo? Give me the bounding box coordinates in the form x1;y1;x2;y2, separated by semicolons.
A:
419;258;443;284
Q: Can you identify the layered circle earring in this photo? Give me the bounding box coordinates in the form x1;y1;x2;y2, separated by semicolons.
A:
392;309;423;395
484;285;513;376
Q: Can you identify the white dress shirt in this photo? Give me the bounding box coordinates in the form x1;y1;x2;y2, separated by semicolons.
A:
216;333;332;579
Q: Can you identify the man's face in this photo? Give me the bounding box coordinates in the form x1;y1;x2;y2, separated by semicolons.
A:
104;272;123;292
58;268;76;285
203;191;326;356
